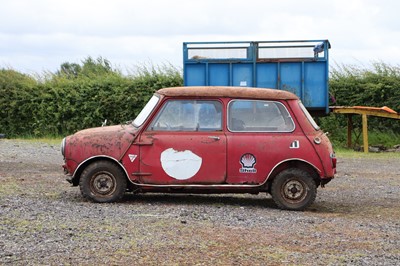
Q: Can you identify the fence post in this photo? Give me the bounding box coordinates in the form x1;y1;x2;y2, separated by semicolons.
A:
362;114;368;153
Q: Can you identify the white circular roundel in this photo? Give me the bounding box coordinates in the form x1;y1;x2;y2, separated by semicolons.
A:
160;148;202;180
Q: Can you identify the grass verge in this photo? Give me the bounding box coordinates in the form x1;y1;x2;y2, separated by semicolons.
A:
335;147;400;159
12;137;63;146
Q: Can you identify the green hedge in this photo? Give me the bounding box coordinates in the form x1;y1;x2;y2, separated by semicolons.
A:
319;62;400;146
330;63;400;112
0;59;183;137
1;59;399;144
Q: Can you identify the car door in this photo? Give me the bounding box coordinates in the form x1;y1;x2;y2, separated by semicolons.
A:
138;99;226;185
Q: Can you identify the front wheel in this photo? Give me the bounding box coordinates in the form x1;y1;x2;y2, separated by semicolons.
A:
79;161;127;203
270;168;317;211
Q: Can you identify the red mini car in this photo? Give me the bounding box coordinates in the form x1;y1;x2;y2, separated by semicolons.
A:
61;86;336;210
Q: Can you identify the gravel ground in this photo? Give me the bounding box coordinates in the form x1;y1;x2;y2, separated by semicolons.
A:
0;139;400;265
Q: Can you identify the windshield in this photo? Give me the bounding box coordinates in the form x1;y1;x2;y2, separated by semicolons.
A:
298;101;320;130
133;95;159;127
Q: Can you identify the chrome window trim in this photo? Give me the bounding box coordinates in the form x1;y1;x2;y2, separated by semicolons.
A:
227;99;295;133
147;99;223;132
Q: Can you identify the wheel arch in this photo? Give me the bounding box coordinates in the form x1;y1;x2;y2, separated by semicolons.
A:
70;156;129;186
265;159;321;191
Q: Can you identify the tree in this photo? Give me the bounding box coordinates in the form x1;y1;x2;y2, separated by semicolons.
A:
80;56;115;77
57;62;82;78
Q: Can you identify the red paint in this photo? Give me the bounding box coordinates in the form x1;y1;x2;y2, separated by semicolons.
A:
62;86;335;197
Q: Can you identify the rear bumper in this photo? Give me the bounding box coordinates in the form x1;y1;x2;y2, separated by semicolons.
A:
321;177;333;187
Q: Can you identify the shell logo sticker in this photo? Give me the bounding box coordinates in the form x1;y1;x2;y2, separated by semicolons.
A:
239;153;257;173
160;148;202;180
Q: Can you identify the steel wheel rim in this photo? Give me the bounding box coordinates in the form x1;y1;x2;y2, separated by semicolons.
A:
282;179;307;203
90;171;117;196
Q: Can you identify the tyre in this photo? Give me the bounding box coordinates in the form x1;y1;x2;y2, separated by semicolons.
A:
79;161;127;203
270;168;317;211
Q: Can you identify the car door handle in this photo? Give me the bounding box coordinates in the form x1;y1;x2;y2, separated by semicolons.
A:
208;136;220;140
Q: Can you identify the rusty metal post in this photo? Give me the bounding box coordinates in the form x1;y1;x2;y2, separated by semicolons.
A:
347;114;353;148
362;114;368;153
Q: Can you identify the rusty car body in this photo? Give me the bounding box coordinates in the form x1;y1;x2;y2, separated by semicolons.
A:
61;86;336;210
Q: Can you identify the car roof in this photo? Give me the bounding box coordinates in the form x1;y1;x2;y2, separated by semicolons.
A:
157;86;298;100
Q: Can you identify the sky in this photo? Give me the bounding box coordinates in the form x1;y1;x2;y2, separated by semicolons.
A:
0;0;399;74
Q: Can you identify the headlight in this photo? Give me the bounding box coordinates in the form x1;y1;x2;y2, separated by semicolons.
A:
61;137;66;157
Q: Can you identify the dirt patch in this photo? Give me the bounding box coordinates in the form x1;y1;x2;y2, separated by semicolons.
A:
1;140;399;265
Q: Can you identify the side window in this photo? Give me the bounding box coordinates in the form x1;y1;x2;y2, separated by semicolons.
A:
228;100;295;132
148;100;222;131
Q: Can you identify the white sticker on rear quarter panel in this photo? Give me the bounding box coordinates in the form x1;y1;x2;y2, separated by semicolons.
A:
160;148;202;180
290;140;300;149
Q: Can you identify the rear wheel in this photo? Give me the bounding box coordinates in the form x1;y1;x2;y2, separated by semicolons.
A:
271;168;317;211
80;161;127;203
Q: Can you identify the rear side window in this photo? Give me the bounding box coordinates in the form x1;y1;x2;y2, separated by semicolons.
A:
228;100;295;132
299;101;320;130
148;100;222;131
